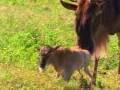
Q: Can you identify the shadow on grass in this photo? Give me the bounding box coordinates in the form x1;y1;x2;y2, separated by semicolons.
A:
64;86;91;90
64;86;80;90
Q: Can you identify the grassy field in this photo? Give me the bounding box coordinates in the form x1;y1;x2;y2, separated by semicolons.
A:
0;0;120;90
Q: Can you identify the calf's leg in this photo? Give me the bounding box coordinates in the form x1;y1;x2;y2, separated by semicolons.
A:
61;69;73;81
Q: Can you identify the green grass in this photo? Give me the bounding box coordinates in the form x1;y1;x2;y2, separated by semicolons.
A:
0;0;119;89
0;0;75;69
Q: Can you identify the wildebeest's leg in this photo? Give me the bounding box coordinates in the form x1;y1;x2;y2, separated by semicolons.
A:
92;57;99;85
117;32;120;74
84;67;92;78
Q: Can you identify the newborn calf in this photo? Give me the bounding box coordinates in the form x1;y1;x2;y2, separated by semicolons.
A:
37;45;92;81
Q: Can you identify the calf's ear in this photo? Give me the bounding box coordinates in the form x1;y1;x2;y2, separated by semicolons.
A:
37;47;40;52
53;45;61;50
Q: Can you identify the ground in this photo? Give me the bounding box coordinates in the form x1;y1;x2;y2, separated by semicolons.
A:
0;63;119;90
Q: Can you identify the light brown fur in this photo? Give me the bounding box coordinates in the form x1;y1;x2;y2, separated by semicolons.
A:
39;46;92;81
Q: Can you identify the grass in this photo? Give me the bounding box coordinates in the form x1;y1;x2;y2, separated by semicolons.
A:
0;0;75;69
0;0;119;89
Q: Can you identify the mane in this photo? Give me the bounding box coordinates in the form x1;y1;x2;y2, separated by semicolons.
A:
76;0;90;25
75;0;94;54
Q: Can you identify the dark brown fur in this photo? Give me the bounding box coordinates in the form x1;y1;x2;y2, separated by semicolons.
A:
60;0;120;84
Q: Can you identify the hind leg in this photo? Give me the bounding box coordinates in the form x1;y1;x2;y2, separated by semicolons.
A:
61;69;73;81
84;67;92;79
117;32;120;74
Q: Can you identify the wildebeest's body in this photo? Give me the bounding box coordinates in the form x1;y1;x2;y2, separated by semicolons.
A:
75;0;120;53
92;0;120;34
60;0;120;84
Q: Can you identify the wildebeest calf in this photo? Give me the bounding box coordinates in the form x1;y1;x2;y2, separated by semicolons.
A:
37;45;92;81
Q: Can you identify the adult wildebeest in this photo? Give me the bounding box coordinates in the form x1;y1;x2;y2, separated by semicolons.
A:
38;45;92;81
60;0;120;84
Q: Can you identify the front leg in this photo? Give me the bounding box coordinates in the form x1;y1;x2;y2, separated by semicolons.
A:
92;57;99;85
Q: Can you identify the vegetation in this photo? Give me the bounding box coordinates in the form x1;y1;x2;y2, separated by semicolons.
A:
0;0;119;89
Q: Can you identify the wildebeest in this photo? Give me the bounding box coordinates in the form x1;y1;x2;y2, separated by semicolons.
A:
60;0;120;84
37;45;92;81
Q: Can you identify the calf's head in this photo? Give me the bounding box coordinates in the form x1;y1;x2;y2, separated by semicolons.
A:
37;45;60;72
